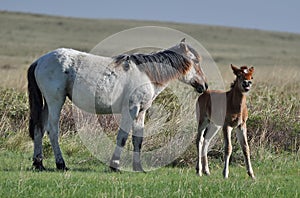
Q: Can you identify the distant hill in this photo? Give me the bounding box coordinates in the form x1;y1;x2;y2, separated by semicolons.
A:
0;11;299;88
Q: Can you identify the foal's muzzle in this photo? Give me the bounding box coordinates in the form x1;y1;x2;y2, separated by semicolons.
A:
242;80;252;92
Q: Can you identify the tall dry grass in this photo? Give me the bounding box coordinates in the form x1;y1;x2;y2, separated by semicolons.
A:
0;66;299;166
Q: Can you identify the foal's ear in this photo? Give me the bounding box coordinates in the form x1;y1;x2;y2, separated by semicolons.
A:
231;64;240;76
180;38;186;43
249;67;254;73
248;67;254;79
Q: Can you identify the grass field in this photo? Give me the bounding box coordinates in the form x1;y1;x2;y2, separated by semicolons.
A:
0;11;299;197
0;149;299;197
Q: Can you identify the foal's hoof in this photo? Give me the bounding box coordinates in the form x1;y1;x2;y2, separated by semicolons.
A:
33;158;46;171
56;161;69;171
203;170;211;176
248;172;256;180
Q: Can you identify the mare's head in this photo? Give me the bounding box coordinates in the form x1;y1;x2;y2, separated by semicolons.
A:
169;39;208;93
231;64;254;93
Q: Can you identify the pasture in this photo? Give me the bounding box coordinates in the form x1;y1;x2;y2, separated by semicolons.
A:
0;11;299;197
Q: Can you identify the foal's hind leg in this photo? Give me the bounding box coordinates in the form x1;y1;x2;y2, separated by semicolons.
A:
196;118;209;176
201;124;221;176
45;97;67;170
223;125;233;178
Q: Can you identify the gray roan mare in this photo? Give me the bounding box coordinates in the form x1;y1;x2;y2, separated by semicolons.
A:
27;39;208;171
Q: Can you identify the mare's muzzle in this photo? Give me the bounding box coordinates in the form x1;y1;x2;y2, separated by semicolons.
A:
192;81;208;93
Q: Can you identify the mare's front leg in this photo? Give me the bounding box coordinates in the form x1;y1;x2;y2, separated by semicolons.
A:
132;111;146;172
222;125;233;179
236;123;255;179
110;104;141;171
110;110;132;172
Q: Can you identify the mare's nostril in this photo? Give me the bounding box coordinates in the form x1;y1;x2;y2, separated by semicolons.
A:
205;83;208;90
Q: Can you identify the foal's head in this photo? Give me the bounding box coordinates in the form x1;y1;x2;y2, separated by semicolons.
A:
169;39;208;93
231;64;254;94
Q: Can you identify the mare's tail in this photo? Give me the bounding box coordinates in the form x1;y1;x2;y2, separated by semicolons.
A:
27;61;43;140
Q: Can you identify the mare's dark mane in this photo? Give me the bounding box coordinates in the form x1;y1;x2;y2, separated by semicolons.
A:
114;49;192;85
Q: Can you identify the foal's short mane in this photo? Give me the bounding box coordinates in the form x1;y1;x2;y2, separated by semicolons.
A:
230;78;238;89
114;50;192;85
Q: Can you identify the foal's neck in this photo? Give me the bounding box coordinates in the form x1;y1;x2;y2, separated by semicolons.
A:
227;81;247;112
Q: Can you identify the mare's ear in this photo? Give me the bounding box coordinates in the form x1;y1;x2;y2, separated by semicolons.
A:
179;38;189;52
113;54;130;71
231;64;240;76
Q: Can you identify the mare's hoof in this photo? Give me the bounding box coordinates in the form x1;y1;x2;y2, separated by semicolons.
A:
133;163;146;173
109;160;120;172
33;158;46;171
56;161;68;171
109;166;121;172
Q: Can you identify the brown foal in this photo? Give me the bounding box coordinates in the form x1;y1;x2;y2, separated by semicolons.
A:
196;64;255;179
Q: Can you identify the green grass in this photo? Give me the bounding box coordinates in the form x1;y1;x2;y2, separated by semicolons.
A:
0;150;299;197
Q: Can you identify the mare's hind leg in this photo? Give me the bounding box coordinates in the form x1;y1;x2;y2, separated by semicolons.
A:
33;124;45;170
201;124;221;176
236;123;255;179
196;118;209;176
45;96;67;170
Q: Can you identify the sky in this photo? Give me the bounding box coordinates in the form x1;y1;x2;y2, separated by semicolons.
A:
1;0;299;34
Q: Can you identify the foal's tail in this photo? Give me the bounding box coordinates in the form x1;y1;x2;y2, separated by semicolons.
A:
27;61;43;140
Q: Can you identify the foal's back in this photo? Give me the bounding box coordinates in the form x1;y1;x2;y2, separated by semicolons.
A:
196;90;227;127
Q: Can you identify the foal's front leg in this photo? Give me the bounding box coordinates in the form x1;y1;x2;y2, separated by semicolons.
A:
236;123;255;179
